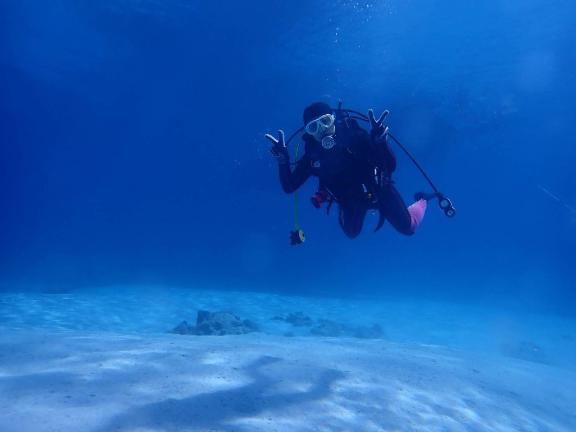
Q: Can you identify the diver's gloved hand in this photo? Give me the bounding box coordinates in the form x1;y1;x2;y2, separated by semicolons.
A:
265;129;289;164
368;109;390;139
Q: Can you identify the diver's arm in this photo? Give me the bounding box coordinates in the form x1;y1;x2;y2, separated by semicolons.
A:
266;129;311;193
278;157;311;193
367;108;396;173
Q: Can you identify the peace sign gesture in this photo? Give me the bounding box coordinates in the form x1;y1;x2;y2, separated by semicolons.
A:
265;129;289;163
368;109;390;139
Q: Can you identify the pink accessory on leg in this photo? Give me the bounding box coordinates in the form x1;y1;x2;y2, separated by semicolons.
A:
408;199;427;232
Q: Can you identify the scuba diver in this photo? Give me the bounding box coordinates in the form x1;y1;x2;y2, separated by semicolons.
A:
265;102;454;242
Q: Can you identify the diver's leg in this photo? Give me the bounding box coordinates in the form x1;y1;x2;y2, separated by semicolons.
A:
380;183;427;235
338;201;368;239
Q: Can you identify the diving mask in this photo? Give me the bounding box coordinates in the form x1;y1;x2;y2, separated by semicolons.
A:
305;113;336;144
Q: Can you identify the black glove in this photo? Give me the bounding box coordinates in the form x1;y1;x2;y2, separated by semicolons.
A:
368;109;390;139
265;129;289;163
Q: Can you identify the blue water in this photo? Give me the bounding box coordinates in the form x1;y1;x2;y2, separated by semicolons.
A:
1;3;576;431
1;0;575;312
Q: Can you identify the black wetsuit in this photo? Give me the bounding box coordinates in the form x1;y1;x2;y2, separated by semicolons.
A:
278;120;415;238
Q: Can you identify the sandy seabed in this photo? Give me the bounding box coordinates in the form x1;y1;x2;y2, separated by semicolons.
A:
0;287;575;431
0;329;575;432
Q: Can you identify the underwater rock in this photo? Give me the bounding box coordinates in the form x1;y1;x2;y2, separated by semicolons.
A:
285;312;314;327
172;311;258;336
273;312;385;339
272;311;314;327
172;320;195;335
195;310;259;336
310;320;346;337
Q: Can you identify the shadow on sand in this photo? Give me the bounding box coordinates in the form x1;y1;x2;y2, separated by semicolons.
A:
100;355;345;431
